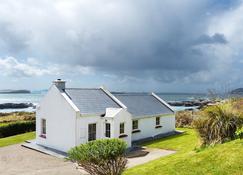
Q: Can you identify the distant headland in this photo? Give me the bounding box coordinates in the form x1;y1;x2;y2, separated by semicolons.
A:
0;89;31;94
231;88;243;94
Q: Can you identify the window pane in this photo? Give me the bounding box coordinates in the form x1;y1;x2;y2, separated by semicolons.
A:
88;123;96;141
42;119;46;135
120;123;125;134
132;120;138;130
105;123;111;138
156;117;160;125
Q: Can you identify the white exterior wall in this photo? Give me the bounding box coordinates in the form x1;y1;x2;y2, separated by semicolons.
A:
36;85;79;152
76;115;105;144
112;109;132;147
76;108;132;147
131;114;175;141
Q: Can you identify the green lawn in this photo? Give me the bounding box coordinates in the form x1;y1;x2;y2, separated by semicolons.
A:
124;128;243;175
0;132;35;147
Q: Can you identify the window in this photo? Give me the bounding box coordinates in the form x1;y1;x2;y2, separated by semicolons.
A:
120;123;125;134
105;123;111;138
156;117;160;126
88;123;96;141
132;120;138;130
41;119;46;135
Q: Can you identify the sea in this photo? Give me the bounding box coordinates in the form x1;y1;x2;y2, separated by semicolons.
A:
0;91;208;113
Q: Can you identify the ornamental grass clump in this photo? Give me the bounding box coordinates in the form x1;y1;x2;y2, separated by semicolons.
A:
68;139;127;175
176;111;194;128
194;102;243;146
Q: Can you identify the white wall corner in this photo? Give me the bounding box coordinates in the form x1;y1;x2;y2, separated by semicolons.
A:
100;86;127;109
151;92;175;113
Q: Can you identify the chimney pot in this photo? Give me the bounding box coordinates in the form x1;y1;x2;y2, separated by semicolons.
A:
53;79;66;90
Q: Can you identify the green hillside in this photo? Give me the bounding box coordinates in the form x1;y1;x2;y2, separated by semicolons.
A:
125;128;243;175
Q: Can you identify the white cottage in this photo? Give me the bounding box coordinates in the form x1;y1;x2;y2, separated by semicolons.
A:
36;79;175;152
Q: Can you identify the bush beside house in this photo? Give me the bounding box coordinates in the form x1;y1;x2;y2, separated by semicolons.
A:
68;139;127;175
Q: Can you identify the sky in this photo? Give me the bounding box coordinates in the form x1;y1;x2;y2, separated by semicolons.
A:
0;0;243;93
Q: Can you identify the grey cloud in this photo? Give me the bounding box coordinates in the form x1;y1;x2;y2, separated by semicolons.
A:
194;33;228;45
0;0;238;87
0;22;28;55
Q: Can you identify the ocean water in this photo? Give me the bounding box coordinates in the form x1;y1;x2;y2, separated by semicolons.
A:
0;92;45;113
157;93;207;102
0;91;208;113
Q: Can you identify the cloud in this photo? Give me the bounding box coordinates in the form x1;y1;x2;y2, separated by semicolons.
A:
0;57;50;77
0;0;242;91
0;57;93;78
194;33;228;45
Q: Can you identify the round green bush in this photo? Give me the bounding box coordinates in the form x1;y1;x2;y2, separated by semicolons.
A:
68;139;127;175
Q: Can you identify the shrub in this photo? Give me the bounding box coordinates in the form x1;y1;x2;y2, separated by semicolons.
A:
68;139;127;175
176;111;194;128
194;103;243;146
0;121;35;138
236;128;243;139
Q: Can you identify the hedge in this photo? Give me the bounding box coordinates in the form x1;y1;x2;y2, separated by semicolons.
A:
0;121;35;138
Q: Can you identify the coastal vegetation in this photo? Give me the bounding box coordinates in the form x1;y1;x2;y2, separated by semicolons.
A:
175;111;195;128
0;112;35;138
194;102;243;146
68;139;127;175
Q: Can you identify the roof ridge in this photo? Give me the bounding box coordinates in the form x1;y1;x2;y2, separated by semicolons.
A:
65;88;100;90
100;87;127;109
113;93;152;96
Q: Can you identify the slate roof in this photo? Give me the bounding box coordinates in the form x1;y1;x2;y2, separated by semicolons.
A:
65;88;121;115
112;93;173;118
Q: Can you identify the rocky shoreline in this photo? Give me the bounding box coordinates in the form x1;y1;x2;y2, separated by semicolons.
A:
0;103;35;109
168;99;218;109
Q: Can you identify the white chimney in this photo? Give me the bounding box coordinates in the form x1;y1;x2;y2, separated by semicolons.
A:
53;79;66;91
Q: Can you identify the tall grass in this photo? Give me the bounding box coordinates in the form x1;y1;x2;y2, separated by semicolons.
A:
194;102;243;146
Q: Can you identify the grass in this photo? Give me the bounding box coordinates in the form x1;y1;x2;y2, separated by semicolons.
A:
124;128;243;175
0;112;35;123
0;132;35;147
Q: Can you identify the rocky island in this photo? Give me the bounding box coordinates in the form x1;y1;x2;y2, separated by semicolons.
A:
0;90;31;94
0;103;35;109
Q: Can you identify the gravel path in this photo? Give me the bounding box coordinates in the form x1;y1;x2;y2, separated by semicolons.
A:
0;144;80;175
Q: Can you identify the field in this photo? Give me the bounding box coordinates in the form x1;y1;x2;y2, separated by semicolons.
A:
0;132;35;147
0;112;35;123
124;128;243;175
